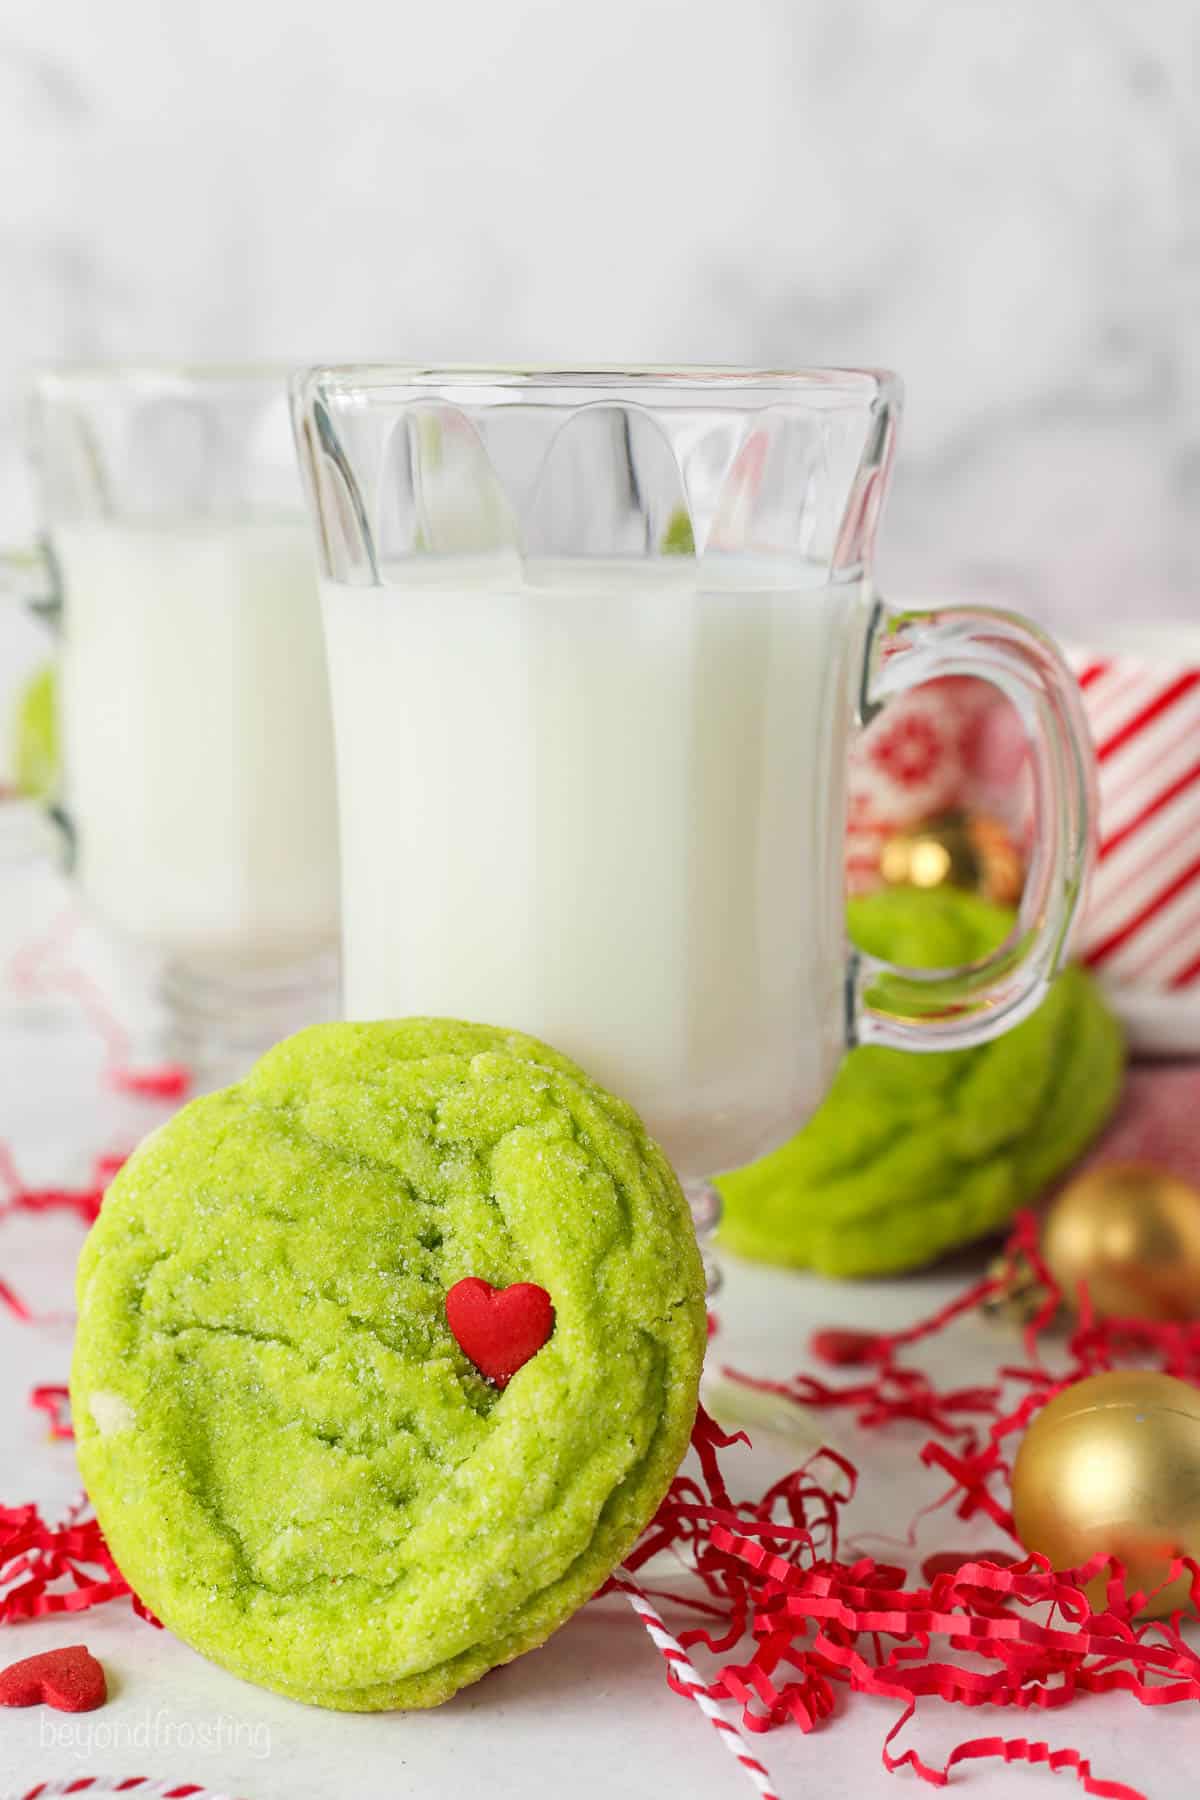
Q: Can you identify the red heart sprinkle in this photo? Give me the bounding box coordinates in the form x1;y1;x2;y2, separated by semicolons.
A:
0;1645;107;1712
445;1278;555;1387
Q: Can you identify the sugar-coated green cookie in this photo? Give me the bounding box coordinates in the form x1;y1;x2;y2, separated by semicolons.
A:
71;1019;706;1710
717;889;1124;1276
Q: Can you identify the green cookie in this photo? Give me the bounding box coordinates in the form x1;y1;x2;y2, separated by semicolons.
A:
71;1018;706;1710
717;888;1124;1277
12;663;58;802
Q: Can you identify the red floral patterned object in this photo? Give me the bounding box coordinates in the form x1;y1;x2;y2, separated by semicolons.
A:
847;677;1027;894
851;642;1200;1052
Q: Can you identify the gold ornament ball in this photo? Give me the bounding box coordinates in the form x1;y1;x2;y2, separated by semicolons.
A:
878;812;1024;906
1042;1162;1200;1322
1012;1370;1200;1617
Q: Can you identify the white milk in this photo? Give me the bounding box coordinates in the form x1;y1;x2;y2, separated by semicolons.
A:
323;554;867;1175
57;520;339;966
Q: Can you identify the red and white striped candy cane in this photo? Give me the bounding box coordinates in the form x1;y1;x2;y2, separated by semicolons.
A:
617;1575;781;1800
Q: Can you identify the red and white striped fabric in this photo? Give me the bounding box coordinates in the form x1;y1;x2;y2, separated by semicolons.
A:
1072;651;1200;991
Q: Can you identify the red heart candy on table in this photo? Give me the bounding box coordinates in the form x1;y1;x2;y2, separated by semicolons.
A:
445;1278;555;1387
0;1645;106;1712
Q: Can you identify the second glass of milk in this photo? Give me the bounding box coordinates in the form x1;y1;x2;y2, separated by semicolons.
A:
28;368;340;1074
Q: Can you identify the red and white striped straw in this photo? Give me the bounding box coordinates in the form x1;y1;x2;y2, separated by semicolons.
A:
618;1575;781;1800
11;1781;242;1800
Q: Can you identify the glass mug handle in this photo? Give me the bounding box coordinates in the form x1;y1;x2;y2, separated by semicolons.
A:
0;543;58;620
850;598;1096;1051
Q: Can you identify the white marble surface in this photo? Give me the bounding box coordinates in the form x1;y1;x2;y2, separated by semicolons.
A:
0;0;1197;636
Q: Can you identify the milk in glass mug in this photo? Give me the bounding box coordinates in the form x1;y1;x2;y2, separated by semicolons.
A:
1;366;340;1072
292;365;1093;1268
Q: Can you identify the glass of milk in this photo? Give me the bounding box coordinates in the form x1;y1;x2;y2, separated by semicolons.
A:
17;367;340;1074
293;366;1093;1272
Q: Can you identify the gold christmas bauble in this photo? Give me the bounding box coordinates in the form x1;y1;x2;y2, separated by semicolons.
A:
878;812;1024;906
1043;1162;1200;1321
1012;1370;1200;1617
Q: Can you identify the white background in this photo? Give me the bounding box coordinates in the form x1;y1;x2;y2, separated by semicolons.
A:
0;0;1198;634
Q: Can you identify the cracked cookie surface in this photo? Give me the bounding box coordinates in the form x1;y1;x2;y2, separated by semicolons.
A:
71;1018;706;1709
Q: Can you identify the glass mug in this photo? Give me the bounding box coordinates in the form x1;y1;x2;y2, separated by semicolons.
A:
0;366;341;1072
293;365;1093;1267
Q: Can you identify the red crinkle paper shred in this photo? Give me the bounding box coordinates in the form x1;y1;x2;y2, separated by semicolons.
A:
0;1146;120;1324
8;914;190;1103
0;1499;132;1624
29;1385;73;1441
604;1214;1200;1800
